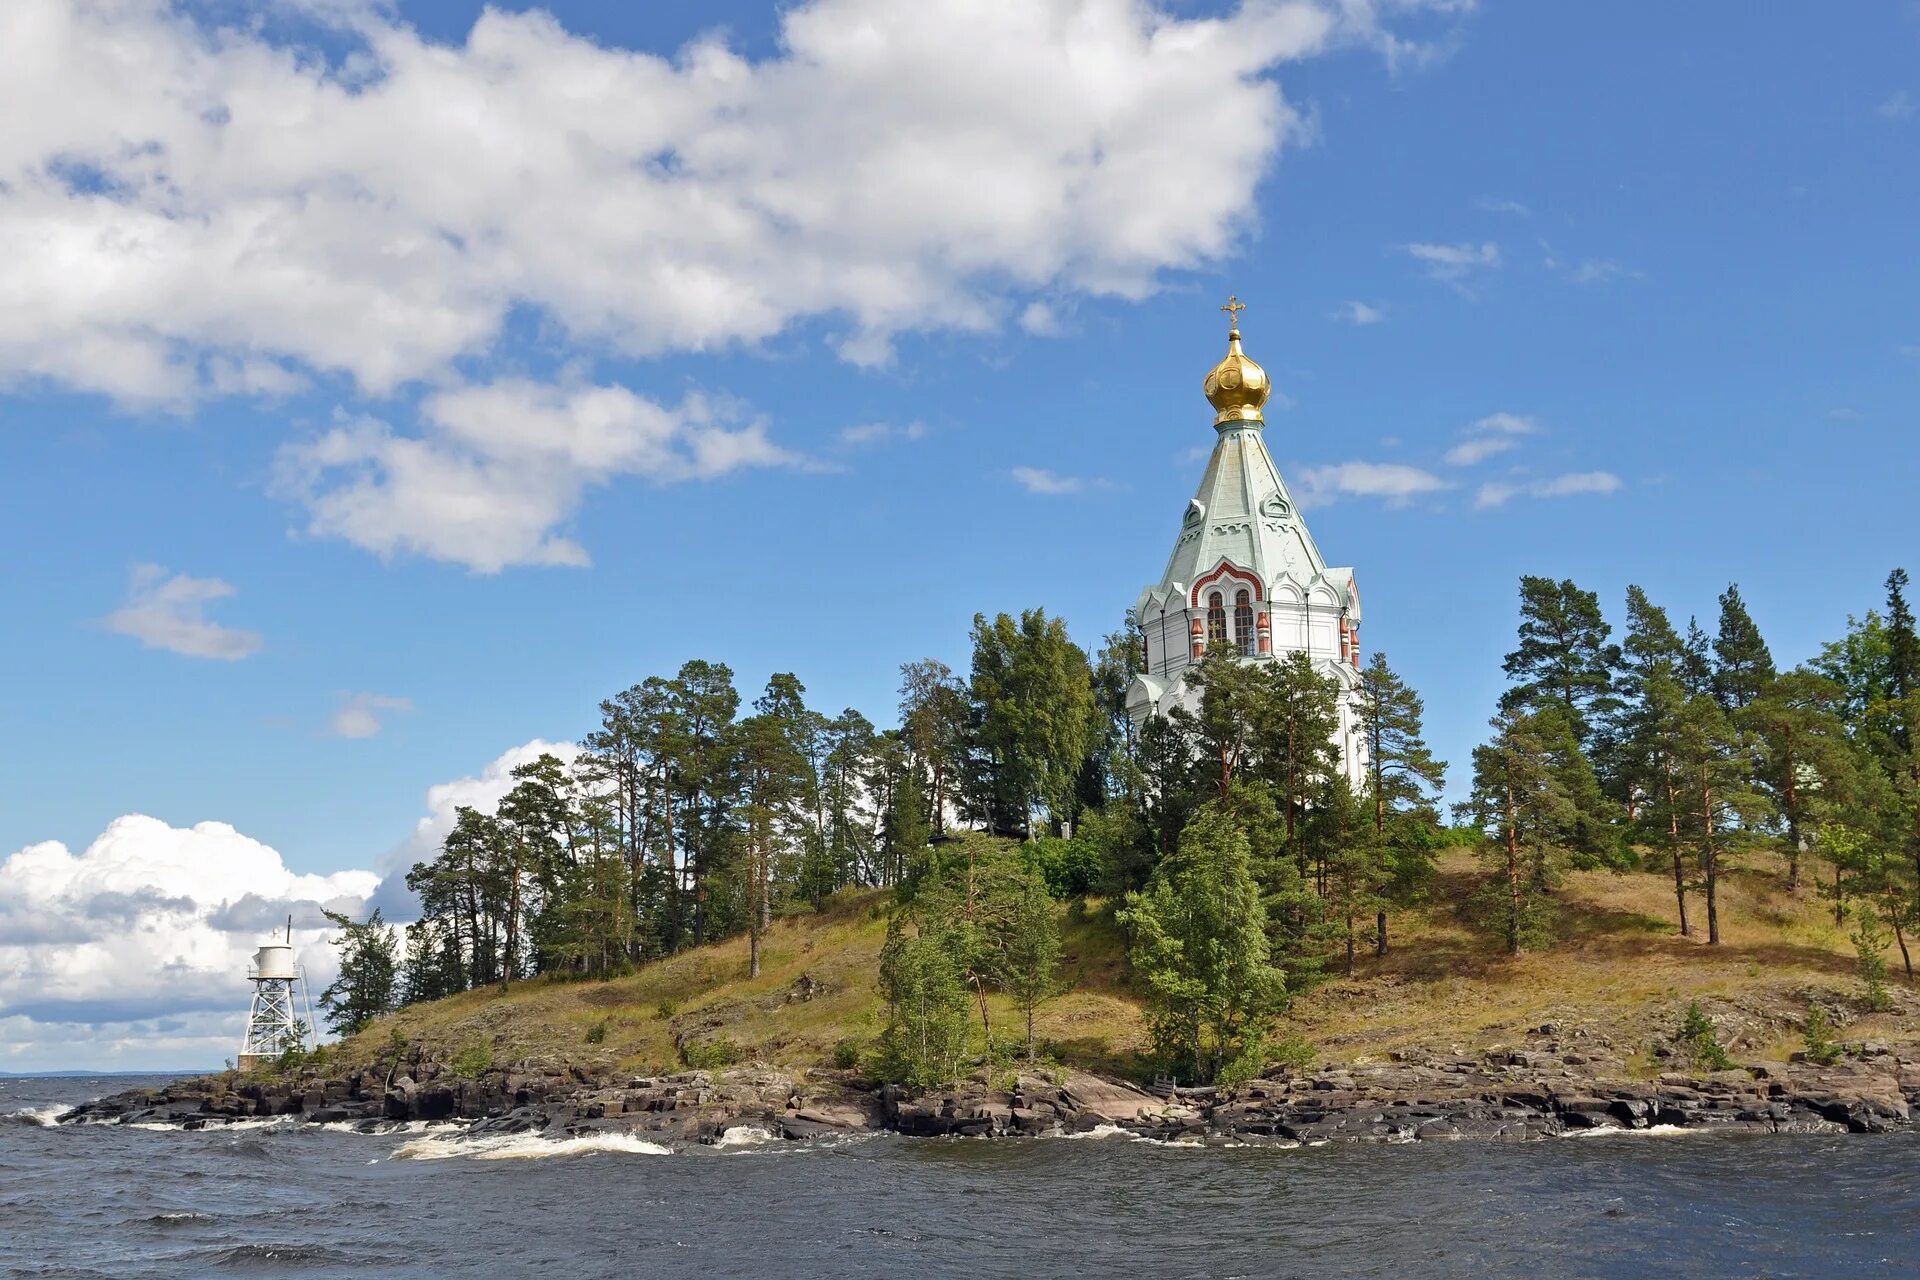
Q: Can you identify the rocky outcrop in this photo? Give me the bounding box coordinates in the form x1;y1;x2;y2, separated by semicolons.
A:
57;1030;1920;1147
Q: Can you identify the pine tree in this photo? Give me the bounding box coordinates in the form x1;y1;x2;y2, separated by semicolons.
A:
1254;651;1342;886
1711;583;1776;710
1357;652;1446;955
1745;670;1852;889
1671;694;1768;944
999;861;1062;1060
1462;709;1576;954
318;908;399;1036
1499;575;1621;749
1119;803;1288;1083
1681;617;1716;699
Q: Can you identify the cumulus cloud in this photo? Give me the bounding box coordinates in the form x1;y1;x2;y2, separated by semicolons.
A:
1475;470;1621;508
1443;410;1539;466
0;0;1382;406
103;564;263;660
839;421;931;447
329;691;413;739
273;380;804;571
0;737;579;1069
1331;300;1384;325
0;815;378;1069
1403;240;1501;285
1295;460;1447;507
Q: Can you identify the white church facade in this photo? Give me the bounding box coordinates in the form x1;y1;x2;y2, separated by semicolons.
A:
1125;300;1369;786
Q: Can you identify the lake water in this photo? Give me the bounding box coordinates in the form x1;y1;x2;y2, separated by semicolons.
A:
4;1074;1916;1278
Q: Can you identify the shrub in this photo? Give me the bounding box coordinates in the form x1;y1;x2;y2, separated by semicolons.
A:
1680;1002;1733;1072
1803;1006;1841;1067
450;1040;493;1079
585;1017;609;1045
655;999;680;1020
831;1039;860;1071
1027;836;1102;900
1850;907;1893;1013
681;1037;742;1070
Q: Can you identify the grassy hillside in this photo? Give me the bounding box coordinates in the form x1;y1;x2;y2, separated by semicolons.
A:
338;847;1914;1080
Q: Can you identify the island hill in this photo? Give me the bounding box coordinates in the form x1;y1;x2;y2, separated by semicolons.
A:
66;326;1920;1143
79;837;1920;1143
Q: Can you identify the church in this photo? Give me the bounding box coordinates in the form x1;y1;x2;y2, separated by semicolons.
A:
1125;300;1369;786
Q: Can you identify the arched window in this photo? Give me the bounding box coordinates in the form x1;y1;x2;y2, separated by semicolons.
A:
1235;590;1255;656
1207;592;1227;646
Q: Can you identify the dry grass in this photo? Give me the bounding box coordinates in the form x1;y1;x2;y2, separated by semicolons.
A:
342;847;1914;1079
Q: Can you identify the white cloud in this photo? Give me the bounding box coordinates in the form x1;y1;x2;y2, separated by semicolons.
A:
1403;240;1501;285
1475;196;1530;216
0;816;379;1071
273;380;803;572
1331;300;1384;325
103;564;263;660
330;692;413;739
0;736;578;1069
1443;410;1539;465
839;420;931;447
1475;470;1621;508
1295;460;1447;506
0;0;1384;406
1019;302;1064;336
1444;435;1518;466
1879;90;1915;120
1010;466;1090;495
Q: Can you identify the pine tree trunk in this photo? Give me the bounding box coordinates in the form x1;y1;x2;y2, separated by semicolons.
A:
1702;769;1719;946
1345;912;1356;977
1376;908;1388;957
1505;780;1521;956
1664;759;1689;937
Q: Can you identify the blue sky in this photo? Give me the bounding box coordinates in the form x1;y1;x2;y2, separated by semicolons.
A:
2;0;1916;1067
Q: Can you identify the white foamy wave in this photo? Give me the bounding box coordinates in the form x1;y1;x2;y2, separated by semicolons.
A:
712;1125;779;1149
393;1130;673;1161
1049;1123;1142;1141
4;1105;68;1127
1563;1124;1706;1139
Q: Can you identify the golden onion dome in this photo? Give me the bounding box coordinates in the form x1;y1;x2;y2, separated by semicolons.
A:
1203;296;1271;426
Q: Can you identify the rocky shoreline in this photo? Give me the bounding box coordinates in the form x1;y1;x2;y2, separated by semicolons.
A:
59;1028;1920;1147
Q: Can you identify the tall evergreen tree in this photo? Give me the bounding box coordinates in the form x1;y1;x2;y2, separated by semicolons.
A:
1711;583;1776;710
1681;617;1716;699
1357;652;1446;955
1499;575;1621;749
1746;670;1852;890
318;908;399;1036
1119;803;1288;1083
1463;709;1576;954
1672;694;1768;944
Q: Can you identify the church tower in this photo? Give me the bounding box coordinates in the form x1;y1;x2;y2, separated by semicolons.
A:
1125;299;1368;785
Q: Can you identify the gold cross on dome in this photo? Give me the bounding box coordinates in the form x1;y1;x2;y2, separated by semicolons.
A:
1221;295;1246;330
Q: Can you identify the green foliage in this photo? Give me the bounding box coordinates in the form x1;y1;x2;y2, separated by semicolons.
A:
965;609;1098;834
1462;708;1576;954
831;1039;861;1070
681;1037;742;1070
319;908;400;1036
655;999;679;1020
1027;835;1102;899
584;1017;609;1045
450;1040;493;1079
1679;1002;1733;1072
1000;861;1064;1059
1119;804;1288;1084
1803;1006;1841;1066
1850;905;1893;1013
1712;583;1777;711
876;915;973;1086
1499;575;1621;749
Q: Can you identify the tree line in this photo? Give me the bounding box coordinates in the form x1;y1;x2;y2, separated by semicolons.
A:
317;569;1917;1091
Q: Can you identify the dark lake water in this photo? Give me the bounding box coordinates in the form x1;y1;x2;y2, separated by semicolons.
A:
5;1074;1917;1278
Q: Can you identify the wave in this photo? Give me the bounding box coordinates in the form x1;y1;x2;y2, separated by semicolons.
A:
1563;1124;1709;1139
393;1130;674;1161
712;1124;779;1149
3;1105;69;1127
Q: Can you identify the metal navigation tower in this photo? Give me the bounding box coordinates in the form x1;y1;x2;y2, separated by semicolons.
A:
237;916;315;1070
